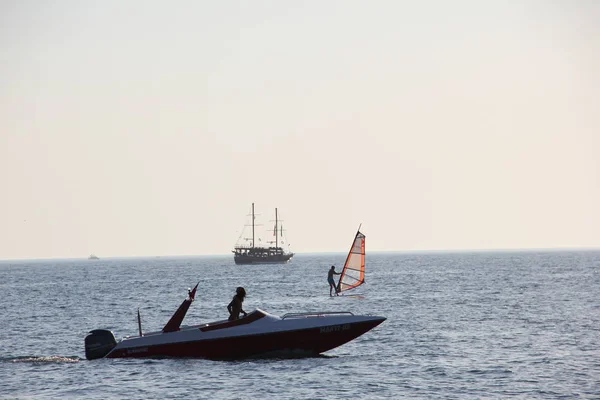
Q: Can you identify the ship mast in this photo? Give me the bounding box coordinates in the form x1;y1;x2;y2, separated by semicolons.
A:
275;208;278;250
252;203;255;248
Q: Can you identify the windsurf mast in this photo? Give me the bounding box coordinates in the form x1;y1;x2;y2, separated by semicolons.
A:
337;226;366;293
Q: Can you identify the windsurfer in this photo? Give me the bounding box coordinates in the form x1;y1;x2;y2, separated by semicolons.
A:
228;287;248;321
328;266;340;296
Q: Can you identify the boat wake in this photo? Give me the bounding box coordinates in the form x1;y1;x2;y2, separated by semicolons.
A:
6;355;81;363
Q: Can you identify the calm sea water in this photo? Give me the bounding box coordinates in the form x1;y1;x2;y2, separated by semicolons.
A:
0;251;599;399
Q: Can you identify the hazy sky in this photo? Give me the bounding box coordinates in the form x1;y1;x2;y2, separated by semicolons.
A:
1;1;599;259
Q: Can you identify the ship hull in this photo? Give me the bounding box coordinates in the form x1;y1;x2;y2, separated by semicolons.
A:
234;253;294;265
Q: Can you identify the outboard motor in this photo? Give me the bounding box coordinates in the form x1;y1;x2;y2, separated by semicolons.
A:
85;329;117;360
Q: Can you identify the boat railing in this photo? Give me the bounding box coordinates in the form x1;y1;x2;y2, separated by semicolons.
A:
281;311;354;319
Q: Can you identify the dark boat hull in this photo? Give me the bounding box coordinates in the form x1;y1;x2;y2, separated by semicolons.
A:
105;318;384;360
234;253;294;265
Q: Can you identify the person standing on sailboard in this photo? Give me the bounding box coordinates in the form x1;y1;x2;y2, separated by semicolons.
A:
328;266;341;297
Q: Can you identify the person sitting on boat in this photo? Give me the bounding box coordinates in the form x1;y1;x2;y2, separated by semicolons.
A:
228;287;248;321
328;266;341;297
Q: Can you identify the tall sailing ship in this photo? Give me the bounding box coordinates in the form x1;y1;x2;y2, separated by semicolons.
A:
232;203;294;265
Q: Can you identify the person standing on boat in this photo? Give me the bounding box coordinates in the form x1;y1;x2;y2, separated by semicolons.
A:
228;287;248;321
328;266;341;297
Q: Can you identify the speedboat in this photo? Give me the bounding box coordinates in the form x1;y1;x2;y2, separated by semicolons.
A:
85;283;386;360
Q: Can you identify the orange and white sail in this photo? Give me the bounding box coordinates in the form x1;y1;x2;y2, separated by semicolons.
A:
337;229;366;293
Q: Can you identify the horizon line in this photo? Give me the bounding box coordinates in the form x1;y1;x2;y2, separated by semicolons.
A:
1;246;599;262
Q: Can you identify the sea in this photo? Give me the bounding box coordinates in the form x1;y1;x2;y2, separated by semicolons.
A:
0;251;598;399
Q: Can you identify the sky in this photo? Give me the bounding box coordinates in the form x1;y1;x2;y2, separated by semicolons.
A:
1;1;599;260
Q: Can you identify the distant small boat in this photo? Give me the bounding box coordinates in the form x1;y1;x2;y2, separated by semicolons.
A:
336;226;366;294
88;254;99;260
232;203;294;265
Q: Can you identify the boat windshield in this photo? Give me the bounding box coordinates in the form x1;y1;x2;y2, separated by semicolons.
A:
200;309;268;332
